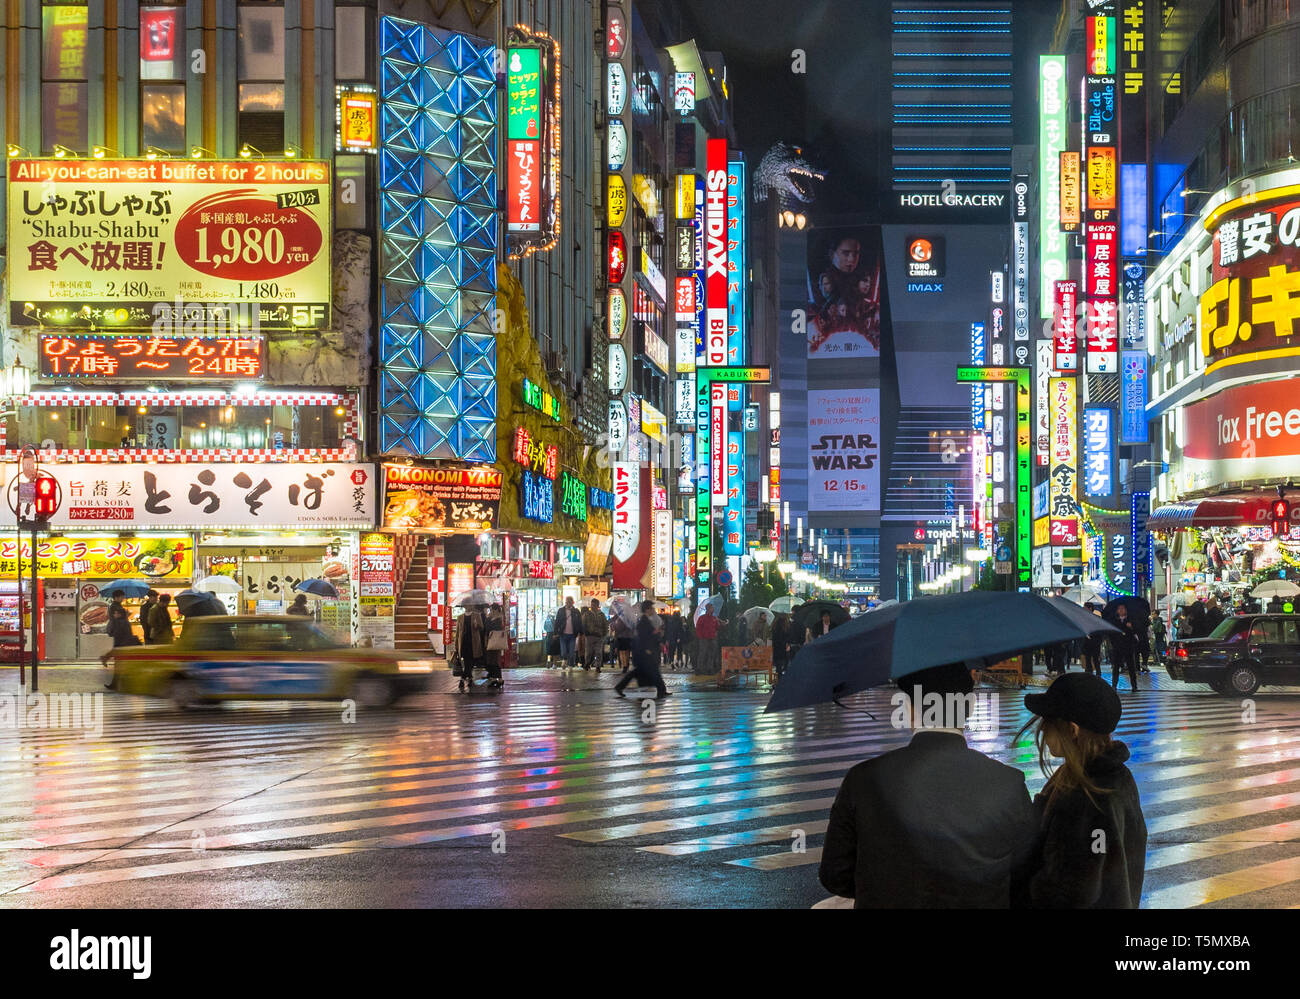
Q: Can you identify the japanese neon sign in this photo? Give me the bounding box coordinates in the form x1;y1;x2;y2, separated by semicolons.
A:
39;334;264;379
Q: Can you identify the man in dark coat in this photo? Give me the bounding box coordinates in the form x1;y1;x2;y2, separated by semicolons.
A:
1108;604;1140;691
614;601;670;699
819;663;1038;907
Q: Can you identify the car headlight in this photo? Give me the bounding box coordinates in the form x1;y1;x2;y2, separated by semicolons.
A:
396;660;433;673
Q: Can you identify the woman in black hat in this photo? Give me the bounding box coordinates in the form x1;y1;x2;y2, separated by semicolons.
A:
1014;673;1147;908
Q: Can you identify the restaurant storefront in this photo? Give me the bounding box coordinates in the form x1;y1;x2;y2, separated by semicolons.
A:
1145;167;1300;612
1;459;377;659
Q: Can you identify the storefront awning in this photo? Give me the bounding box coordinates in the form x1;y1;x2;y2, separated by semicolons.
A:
1148;497;1274;531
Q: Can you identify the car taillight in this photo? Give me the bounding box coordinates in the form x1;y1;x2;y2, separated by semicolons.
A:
1176;647;1188;658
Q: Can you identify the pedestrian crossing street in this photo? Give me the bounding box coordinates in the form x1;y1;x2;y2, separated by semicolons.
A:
2;678;1300;907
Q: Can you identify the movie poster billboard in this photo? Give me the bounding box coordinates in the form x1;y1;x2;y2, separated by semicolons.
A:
806;227;883;358
808;389;880;512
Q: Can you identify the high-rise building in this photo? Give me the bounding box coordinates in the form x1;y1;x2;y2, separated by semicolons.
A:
891;0;1014;212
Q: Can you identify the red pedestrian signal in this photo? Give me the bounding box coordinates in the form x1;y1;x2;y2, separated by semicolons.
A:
1271;498;1290;537
33;475;58;522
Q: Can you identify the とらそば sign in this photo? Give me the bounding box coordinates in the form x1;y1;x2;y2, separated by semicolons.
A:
381;464;502;532
7;158;331;329
39;334;263;379
0;535;192;580
1;462;375;529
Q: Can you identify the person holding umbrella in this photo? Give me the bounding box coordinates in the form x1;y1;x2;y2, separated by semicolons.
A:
819;662;1039;907
1016;673;1147;908
287;594;311;616
694;602;725;675
614;600;670;699
1081;608;1105;677
805;609;835;644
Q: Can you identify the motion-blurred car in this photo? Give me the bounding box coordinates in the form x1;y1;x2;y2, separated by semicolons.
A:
1166;614;1300;695
105;615;433;708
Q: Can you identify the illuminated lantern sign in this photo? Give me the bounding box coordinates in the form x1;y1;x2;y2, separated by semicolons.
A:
505;31;560;254
39;334;264;379
704;138;729;366
606;7;627;60
607;120;627;171
674;72;695;114
1200;191;1300;368
1053;280;1078;372
608;231;627;283
337;89;378;151
607;288;626;340
522;377;561;421
607;399;627;454
607;174;627;227
608;343;627;393
606;62;626;115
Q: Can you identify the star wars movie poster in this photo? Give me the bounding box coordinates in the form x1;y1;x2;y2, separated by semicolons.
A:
806;227;883;358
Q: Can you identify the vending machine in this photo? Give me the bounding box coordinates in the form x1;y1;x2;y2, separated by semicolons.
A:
0;580;45;662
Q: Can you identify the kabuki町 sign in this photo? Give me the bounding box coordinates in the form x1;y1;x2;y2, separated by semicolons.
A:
2;462;375;529
8;158;331;329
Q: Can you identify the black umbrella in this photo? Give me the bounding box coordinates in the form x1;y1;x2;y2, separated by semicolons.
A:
1102;596;1150;629
765;592;1119;712
175;590;225;617
792;600;851;635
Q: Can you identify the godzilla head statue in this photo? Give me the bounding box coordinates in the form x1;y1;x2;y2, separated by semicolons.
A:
753;141;826;207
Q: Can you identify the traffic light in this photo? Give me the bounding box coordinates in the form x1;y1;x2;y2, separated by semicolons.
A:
33;475;58;522
1271;498;1290;537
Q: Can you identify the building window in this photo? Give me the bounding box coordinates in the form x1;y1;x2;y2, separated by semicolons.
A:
41;3;89;153
140;6;187;152
238;3;286;152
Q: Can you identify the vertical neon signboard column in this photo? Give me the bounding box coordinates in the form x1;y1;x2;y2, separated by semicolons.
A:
1039;55;1068;317
957;366;1031;588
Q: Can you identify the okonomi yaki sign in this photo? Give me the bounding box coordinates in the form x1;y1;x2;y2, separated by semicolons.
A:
7;158;331;329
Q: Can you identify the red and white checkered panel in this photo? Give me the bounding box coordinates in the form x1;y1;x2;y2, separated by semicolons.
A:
392;533;420;604
432;547;447;646
21;391;350;407
9;447;356;464
5;390;360;462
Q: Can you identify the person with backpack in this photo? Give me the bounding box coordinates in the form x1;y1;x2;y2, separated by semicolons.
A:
581;599;609;673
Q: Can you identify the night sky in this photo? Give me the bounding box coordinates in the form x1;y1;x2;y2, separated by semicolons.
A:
687;0;1060;217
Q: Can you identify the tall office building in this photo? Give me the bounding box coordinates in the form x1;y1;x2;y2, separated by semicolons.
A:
891;0;1014;209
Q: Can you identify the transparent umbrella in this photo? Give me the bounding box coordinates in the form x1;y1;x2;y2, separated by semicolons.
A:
193;575;241;593
1251;579;1300;599
741;606;774;627
768;595;804;615
694;593;725;624
452;588;497;608
606;596;639;627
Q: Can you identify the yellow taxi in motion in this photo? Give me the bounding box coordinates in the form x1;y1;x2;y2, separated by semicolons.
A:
105;615;433;709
